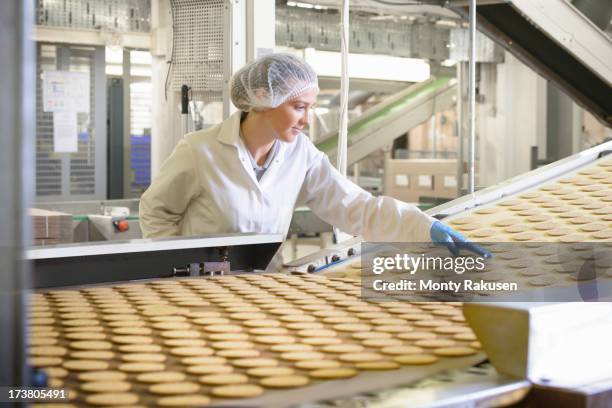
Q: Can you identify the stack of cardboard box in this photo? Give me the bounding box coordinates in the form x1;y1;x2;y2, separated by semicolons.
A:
29;208;73;246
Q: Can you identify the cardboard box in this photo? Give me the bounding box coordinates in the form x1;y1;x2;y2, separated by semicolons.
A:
384;158;461;203
29;208;73;244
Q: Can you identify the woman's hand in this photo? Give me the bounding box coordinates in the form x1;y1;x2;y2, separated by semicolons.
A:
430;221;492;258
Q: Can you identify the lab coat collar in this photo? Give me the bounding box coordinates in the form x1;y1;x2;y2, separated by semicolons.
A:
217;110;287;164
216;111;243;147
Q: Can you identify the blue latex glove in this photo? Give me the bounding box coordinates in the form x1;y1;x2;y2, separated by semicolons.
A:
430;221;492;258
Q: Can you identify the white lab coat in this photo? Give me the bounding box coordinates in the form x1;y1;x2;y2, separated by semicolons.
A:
139;111;435;242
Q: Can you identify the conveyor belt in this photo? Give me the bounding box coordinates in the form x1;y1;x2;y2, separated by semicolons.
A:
312;154;612;303
316;77;457;166
28;273;485;407
453;0;612;125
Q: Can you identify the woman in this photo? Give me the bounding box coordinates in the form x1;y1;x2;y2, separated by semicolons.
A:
140;53;486;257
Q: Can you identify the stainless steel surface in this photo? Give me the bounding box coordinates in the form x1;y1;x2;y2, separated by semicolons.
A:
27;233;283;260
464;303;612;386
284;236;362;269
300;363;530;408
456;62;466;196
34;198;141;215
457;0;612;125
288;207;333;236
87;215;143;241
1;0;33;388
212;354;487;408
467;0;476;194
510;0;611;86
95;45;108;201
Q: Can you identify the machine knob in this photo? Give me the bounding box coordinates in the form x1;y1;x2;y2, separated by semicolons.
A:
347;248;355;256
331;255;340;262
307;264;316;273
113;219;129;232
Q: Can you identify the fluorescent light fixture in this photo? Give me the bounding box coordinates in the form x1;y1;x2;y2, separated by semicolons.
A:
304;48;430;82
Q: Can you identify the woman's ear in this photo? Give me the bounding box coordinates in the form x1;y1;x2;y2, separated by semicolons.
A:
253;88;269;104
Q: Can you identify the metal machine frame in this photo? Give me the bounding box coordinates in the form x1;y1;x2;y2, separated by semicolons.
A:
28;233;283;289
451;0;612;126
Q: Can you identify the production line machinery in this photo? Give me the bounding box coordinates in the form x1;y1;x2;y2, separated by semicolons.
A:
282;139;612;407
26;237;488;407
22;140;612;407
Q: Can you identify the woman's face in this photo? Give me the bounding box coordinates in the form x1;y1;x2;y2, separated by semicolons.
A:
263;88;318;143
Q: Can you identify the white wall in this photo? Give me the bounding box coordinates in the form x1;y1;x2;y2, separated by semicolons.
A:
150;0;183;180
478;51;547;186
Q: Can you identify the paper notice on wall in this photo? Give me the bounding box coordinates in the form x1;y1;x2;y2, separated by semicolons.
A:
43;71;90;113
53;111;78;153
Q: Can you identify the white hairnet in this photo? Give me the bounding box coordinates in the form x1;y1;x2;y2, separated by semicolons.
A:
230;53;318;112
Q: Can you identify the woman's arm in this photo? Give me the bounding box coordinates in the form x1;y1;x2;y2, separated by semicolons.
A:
139;140;201;238
297;151;435;243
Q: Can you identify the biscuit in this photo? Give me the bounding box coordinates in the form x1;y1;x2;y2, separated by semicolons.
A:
216;349;260;358
381;346;424;356
354;361;400;370
151;322;190;331
260;375;310;388
338;352;384;363
119;344;162;353
231;358;278;368
351;331;391;340
42;367;68;378
295;359;342;370
78;371;127;382
156;395;211;407
254;336;296;345
29;346;67;357
247;366;295;377
393;354;438;365
168;347;213;357
309;367;357;379
414;339;455;348
29;357;62;367
64;332;107;341
80;381;131;393
187;364;234;375
302;337;342;346
118;362;165;372
203;324;243;333
211;341;254;350
270;343;313;353
528;276;555;287
85;393;139;406
433;347;477;357
135;371;187;383
361;338;403;348
210;384;264;398
70;351;114;360
164;339;206;348
198;373;249;385
160;330;201;339
149;382;200;395
63;360;109;371
181;356;227;366
494;218;520;227
111;336;153;345
121;353;166;363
